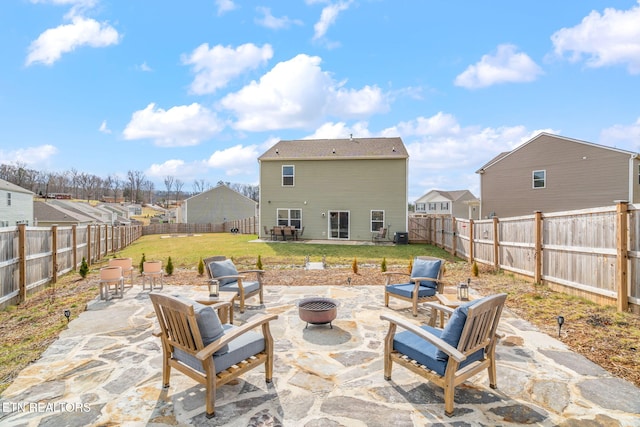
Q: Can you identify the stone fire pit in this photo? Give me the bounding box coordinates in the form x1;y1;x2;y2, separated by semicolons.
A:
296;297;339;329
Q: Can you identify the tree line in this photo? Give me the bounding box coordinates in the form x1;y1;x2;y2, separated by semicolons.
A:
0;162;259;205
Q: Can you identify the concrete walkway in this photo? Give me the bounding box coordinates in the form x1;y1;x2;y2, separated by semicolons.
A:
1;284;639;426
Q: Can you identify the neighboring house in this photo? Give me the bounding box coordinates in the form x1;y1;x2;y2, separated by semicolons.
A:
258;136;409;241
48;200;113;224
476;132;640;218
34;201;95;227
414;189;480;219
0;178;34;227
177;184;257;224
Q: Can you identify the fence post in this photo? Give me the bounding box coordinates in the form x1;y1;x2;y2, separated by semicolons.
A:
52;225;58;284
18;223;27;304
72;224;77;270
616;201;629;312
534;211;542;284
468;219;474;263
451;217;457;256
493;217;499;269
86;225;92;266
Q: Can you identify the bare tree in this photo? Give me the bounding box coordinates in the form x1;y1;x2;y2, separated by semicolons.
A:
142;179;155;204
127;170;146;203
193;178;207;194
163;175;174;208
174;179;184;204
69;168;80;199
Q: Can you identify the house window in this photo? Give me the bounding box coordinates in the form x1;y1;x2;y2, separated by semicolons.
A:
277;208;302;228
371;210;384;232
0;221;8;227
7;192;11;206
428;202;436;211
416;203;425;212
282;165;294;186
533;170;546;188
440;202;449;211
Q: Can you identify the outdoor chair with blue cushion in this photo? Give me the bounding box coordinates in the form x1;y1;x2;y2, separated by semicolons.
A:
206;256;264;313
380;293;507;417
149;292;278;418
384;256;445;317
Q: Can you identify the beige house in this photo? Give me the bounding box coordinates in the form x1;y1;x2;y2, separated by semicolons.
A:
258;137;408;241
414;189;480;219
477;133;640;218
177;184;257;224
0;178;34;227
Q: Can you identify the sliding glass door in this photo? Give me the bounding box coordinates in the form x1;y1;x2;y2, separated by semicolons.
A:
329;211;349;239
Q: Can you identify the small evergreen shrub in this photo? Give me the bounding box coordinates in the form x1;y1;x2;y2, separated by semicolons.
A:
352;257;358;274
381;257;387;272
408;258;413;274
198;257;205;276
256;255;263;270
139;253;146;273
472;261;479;277
166;256;174;276
79;257;89;279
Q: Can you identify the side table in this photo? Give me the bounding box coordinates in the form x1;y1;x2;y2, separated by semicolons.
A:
196;290;237;324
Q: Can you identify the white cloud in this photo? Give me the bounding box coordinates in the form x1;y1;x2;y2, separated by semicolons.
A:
551;3;640;74
137;62;152;72
215;0;237;16
122;103;225;147
601;117;640;151
182;43;273;95
205;144;261;176
0;144;58;167
255;7;303;30
220;54;388;131
313;0;352;41
26;16;120;66
454;44;543;89
98;120;111;134
304;121;372;139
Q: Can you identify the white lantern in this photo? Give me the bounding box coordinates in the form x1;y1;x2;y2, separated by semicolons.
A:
208;279;219;298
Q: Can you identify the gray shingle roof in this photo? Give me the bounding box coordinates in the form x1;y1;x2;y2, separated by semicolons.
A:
259;137;408;160
0;178;34;195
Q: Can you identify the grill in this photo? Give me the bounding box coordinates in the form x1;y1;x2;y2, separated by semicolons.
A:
297;297;339;328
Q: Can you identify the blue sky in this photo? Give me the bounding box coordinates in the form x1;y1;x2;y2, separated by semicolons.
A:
2;0;640;201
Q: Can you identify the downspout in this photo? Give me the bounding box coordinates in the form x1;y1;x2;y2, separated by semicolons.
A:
629;154;638;204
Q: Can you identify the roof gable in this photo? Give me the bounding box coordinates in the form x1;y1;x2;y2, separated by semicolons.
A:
259;137;408;161
0;178;34;195
477;132;638;173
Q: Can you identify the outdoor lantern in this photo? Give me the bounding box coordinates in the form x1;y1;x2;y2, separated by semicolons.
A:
457;280;469;301
208;279;219;298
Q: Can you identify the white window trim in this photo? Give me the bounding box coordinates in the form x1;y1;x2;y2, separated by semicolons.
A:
532;170;546;189
370;209;385;232
282;165;295;187
277;208;302;227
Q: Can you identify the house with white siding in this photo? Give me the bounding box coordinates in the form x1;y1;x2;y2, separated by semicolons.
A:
177;184;257;224
414;189;479;219
0;178;34;227
258;136;408;241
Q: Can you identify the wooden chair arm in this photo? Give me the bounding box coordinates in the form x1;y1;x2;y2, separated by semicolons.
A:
422;302;455;316
380;314;466;362
212;275;244;281
195;313;279;360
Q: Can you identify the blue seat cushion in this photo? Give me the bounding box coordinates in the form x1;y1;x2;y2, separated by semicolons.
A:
208;259;239;286
436;297;485;361
411;258;442;288
172;295;228;355
394;325;484;376
174;324;265;374
386;283;437;299
221;280;261;295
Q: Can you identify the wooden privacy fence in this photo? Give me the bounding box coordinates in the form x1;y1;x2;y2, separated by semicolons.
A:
142;216;258;236
0;223;142;309
409;202;639;313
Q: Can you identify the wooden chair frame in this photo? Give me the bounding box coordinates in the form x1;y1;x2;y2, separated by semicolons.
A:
372;227;387;243
149;293;278;418
380;293;507;416
204;256;264;313
384;256;445;316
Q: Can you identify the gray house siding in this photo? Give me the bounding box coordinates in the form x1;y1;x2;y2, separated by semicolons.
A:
260;157;408;240
182;185;257;224
0;179;34;227
479;133;639;218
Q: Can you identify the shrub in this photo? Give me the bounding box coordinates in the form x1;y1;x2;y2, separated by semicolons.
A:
352;257;358;274
407;258;413;274
381;257;387;272
166;256;174;276
256;255;263;270
472;261;479;277
198;257;205;276
79;257;89;279
139;253;146;273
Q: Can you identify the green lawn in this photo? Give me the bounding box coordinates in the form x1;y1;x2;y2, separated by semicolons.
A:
112;233;454;269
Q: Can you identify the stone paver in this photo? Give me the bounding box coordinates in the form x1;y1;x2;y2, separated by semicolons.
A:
1;284;639;426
